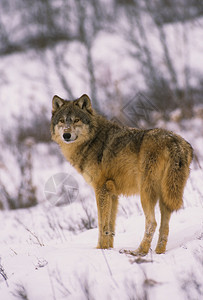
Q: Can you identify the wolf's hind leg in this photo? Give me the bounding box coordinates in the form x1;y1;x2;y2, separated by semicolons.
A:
133;188;158;256
155;200;171;254
96;180;116;249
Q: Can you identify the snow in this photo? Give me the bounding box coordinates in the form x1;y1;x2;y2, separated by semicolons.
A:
0;202;203;299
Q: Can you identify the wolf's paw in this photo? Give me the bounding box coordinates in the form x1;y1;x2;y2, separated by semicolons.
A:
155;239;167;254
96;242;111;249
119;248;148;257
96;245;110;249
155;245;166;254
97;232;114;249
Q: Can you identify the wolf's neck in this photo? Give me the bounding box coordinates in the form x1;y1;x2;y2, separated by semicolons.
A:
58;116;121;173
59;141;79;165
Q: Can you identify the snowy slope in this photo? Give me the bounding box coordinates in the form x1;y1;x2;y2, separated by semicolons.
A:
0;203;202;300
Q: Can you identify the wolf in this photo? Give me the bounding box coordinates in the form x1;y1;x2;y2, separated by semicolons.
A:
51;94;193;255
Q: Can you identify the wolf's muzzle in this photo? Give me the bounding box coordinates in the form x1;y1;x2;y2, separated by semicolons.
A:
62;131;77;143
63;133;71;141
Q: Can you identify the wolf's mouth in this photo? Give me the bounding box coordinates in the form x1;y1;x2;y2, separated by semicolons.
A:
62;132;77;143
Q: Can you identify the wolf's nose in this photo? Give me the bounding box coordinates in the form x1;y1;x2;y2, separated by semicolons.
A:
63;133;71;141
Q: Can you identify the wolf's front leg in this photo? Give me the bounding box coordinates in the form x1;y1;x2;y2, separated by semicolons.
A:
95;180;116;249
109;195;118;248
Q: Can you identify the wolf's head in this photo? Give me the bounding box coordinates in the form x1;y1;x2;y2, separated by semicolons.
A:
51;94;94;144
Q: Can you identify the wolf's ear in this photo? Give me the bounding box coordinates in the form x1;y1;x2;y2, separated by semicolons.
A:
74;94;93;114
52;95;65;113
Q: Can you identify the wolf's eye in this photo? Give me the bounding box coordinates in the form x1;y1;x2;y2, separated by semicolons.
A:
74;118;80;123
59;119;64;123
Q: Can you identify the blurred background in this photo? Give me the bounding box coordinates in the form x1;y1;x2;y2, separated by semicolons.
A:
0;0;202;210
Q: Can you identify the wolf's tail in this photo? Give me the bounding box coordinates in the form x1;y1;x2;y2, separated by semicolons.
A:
161;142;193;211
